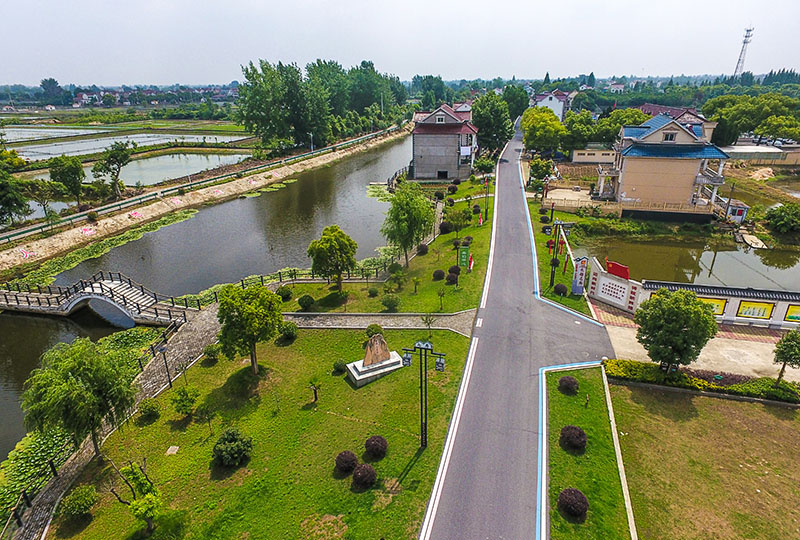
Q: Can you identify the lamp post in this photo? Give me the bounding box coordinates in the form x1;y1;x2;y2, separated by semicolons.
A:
483;174;490;222
157;344;171;388
402;341;445;448
308;132;314;152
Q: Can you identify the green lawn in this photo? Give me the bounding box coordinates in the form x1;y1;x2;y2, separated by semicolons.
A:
547;368;629;539
611;383;800;540
286;197;494;314
49;328;469;540
419;178;495;202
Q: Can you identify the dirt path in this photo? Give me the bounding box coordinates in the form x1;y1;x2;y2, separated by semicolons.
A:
0;126;411;275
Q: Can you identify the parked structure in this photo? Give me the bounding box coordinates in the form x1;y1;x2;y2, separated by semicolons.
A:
571;143;615;164
410;104;478;180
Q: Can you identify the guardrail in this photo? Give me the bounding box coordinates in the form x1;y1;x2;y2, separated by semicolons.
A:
543;197;715;215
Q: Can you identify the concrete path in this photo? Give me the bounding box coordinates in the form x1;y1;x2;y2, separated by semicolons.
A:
421;129;614;539
284;310;476;337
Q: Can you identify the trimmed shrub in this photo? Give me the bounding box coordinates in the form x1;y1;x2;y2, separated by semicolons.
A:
279;321;298;340
335;450;358;473
137;398;160;421
558;488;589;518
472;204;481;214
368;287;379;297
177;187;186;196
446;197;455;207
452;238;461;249
432;269;445;281
333;360;347;374
448;265;461;275
463;235;473;243
86;211;99;223
212;428;253;467
554;283;568;296
417;243;429;255
298;294;315;311
352;463;377;489
366;324;384;338
60;485;98;518
439;221;453;234
538;206;548;215
558;375;579;394
434;190;444;200
452;178;461;185
275;285;292;301
203;343;223;363
388;262;402;274
447;184;458;194
445;272;458;285
540;215;551;224
364;435;388;459
560;425;587;452
381;294;400;312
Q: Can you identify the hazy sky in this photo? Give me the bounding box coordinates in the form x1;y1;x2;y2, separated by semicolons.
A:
3;0;798;86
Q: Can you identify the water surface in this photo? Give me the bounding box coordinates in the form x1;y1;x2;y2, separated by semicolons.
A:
1;126;111;142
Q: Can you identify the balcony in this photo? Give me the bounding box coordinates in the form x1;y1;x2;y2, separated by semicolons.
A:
694;168;725;186
598;164;620;177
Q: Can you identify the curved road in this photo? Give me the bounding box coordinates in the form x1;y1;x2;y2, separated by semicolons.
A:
421;128;614;539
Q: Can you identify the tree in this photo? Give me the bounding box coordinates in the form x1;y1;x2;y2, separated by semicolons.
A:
472;92;514;153
774;329;800;386
49;155;85;204
217;284;283;375
421;313;436;338
633;289;718;370
109;459;162;535
755;115;800;142
447;207;472;239
21;338;136;459
587;72;596;88
21;180;64;218
594;108;650;143
102;93;117;107
39;78;63;103
92;141;135;200
521;107;566;152
307;225;358;291
381;182;434;267
766;203;800;234
502;85;529;120
0;147;26;173
0;170;31;225
529;156;554;180
543;72;551;85
562;110;596;151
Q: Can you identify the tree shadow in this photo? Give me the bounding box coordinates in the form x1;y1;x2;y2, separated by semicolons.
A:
274;335;296;347
350;480;376;494
557;507;587;524
332;466;352;480
627;385;699;421
558;439;587;457
200;355;218;368
133;414;159;428
55;515;94;538
361;451;385;465
314;291;348;311
167;415;192;432
125;509;188;540
201;366;267;422
209;456;251;481
301;401;318;411
761;403;799;421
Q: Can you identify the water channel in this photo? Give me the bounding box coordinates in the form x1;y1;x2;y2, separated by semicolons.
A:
0;126;112;143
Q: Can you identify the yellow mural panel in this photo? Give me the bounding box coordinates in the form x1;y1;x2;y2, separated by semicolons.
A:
699;297;727;316
737;301;775;320
785;305;800;323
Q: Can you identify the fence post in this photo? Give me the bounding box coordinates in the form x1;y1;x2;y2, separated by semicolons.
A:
184;298;188;308
48;459;58;477
196;299;201;310
12;506;23;527
214;291;218;303
22;489;31;507
183;311;187;323
241;279;245;289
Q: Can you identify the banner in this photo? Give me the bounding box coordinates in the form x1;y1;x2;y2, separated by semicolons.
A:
572;257;589;295
737;301;775;320
606;259;630;280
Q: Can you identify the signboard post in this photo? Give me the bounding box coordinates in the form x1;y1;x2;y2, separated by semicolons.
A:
458;246;469;267
572;257;589;295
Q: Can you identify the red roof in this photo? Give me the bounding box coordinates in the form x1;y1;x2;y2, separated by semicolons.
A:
636;103;697;118
413;122;478;135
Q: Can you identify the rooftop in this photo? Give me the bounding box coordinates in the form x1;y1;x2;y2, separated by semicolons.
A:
621;143;729;159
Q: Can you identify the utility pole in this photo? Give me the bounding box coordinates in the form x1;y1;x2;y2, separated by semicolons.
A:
724;182;736;220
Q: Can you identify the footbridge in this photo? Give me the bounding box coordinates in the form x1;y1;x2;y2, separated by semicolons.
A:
0;271;200;326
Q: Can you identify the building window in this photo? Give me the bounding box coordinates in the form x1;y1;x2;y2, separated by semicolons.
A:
466;134;473;145
587;152;595;156
663;132;676;142
436;115;445;124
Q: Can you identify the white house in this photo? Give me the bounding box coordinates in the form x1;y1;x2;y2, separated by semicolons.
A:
530;91;568;120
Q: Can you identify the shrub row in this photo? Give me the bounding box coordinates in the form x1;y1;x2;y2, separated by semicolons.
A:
335;435;388;489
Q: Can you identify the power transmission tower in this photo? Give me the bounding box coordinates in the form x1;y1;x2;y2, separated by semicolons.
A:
733;27;754;77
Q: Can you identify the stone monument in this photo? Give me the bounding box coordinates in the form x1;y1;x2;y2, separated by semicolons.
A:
346;333;404;387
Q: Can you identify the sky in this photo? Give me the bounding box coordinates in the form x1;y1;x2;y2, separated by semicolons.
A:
2;0;799;86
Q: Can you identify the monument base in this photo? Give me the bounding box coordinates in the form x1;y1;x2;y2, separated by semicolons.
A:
346;351;404;388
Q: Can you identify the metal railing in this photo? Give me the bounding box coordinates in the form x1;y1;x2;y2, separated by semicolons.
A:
544;197;715;215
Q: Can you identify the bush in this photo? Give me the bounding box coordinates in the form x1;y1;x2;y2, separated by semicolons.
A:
417;243;429;255
177;187;186;196
452;178;461;185
275;285;292;301
439;221;453;234
432;269;445;281
298;294;315;311
452;238;461;249
445;272;458;285
448;265;461;275
364;435;388;459
60;485;98;518
461;238;471;247
434;190;444;200
335;450;358;473
538;206;548;215
137;398;160;421
472;204;481;214
553;283;568;296
540;215;550;224
368;287;379;297
446;197;455;207
463;235;473;243
203;343;223;363
558;488;589;518
212;428;253;467
333;360;347;374
388;262;402;274
365;324;384;338
766;203;800;233
352;463;377;489
381;294;400;312
469;174;477;183
447;184;458;194
558;375;579;394
279;321;298;341
86;211;99;223
475;157;494;173
171;386;199;416
560;425;587;452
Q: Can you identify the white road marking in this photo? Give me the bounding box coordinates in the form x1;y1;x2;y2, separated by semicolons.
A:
476;318;483;328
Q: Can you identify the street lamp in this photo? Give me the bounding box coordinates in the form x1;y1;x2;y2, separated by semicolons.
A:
402;341;446;448
157;344;171;388
308;132;314;152
484;174;491;222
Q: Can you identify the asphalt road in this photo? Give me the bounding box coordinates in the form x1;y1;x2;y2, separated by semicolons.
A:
423;128;615;539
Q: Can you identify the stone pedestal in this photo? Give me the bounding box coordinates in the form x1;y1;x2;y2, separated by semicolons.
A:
346;351;404;388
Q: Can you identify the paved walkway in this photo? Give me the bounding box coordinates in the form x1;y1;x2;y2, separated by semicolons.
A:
285;310;476;337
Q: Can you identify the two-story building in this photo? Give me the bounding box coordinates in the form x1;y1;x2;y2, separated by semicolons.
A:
530;90;568;120
410;104;478;180
597;113;729;209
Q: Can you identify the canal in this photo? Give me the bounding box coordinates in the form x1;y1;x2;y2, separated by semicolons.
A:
0;135;411;460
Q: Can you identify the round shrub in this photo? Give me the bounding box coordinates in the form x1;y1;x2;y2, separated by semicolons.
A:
540;215;551;224
558;375;579;394
445;272;458;285
558;488;589;518
177;187;186;196
388;262;402;274
448;265;461;275
212;428;253;467
417;243;429;255
86;211;99;223
439;221;453;234
298;294;315;311
560;425;587;452
335;450;358;473
434;190;444;200
432;269;445;281
279;321;298;340
538;206;548;215
137;398;160;421
472;204;481;214
463;235;473;243
364;435;388;459
452;178;461;185
381;294;400;312
60;485;98;518
446;197;455;207
368;287;379;297
461;238;471;247
275;285;292;301
554;283;568;296
333;360;347;374
452;238;461;249
203;343;223;363
447;184;458;194
366;324;384;338
352;463;377;489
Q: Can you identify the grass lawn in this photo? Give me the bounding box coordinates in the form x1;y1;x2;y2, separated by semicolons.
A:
610;383;800;540
48;329;469;540
419;178;495;202
547;368;629;539
286;197;494;314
